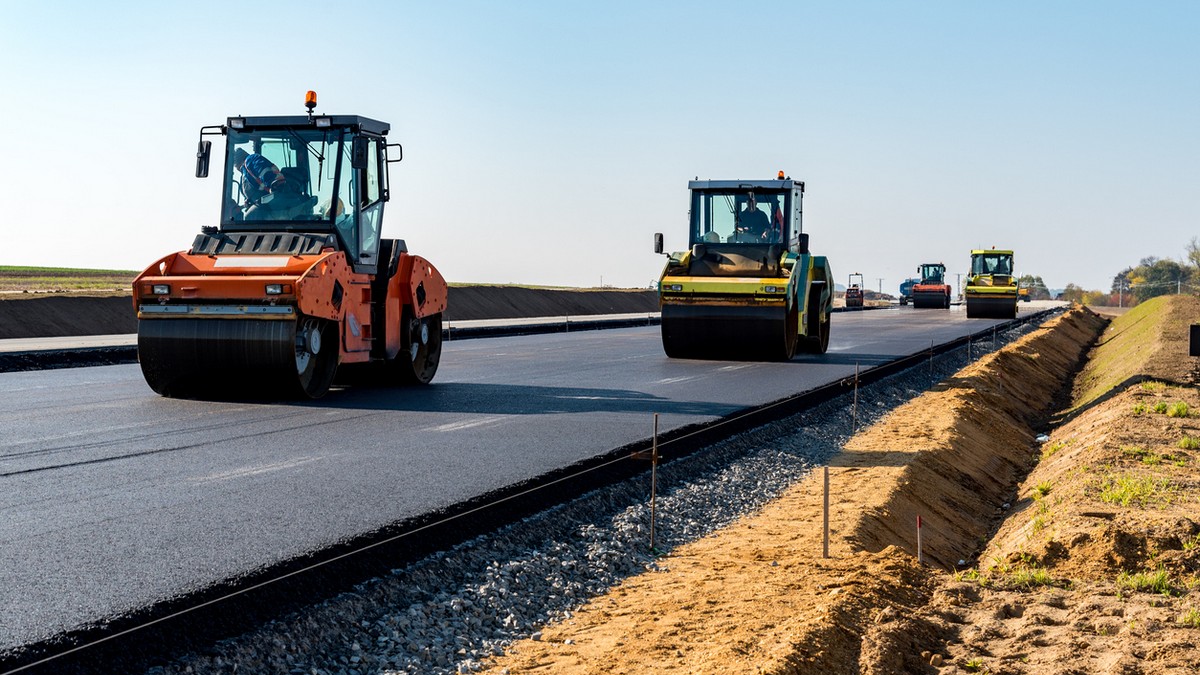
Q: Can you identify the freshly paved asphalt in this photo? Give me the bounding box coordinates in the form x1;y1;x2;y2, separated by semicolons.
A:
0;305;1030;653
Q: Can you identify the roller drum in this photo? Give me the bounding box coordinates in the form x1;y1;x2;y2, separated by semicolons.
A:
912;290;947;309
964;295;1018;319
138;317;337;398
660;303;793;361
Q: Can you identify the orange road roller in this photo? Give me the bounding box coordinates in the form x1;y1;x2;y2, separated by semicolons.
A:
133;92;446;398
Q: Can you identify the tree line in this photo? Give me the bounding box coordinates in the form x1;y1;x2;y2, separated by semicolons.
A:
1055;237;1200;306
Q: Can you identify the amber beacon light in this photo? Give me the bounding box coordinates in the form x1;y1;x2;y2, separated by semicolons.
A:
305;90;318;113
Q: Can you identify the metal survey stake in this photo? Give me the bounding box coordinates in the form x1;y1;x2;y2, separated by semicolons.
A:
917;515;923;564
822;465;830;559
632;414;661;551
852;362;860;432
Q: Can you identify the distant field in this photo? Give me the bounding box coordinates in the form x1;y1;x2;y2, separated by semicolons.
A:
0;266;138;293
0;267;646;295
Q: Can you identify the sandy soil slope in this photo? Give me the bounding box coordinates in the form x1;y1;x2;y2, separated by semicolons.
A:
478;298;1200;675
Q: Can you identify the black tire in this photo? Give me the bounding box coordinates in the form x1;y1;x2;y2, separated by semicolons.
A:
802;288;830;354
778;298;799;361
293;317;339;398
395;309;442;384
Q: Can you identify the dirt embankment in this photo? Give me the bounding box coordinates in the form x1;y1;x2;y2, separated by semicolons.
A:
482;299;1200;674
0;287;658;340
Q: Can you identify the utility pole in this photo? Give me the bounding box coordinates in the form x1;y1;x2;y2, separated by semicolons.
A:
955;273;962;300
876;278;884;294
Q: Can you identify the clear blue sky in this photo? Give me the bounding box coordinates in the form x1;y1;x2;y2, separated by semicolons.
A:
1;1;1196;292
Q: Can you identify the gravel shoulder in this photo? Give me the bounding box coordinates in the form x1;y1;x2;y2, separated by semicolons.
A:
479;300;1200;674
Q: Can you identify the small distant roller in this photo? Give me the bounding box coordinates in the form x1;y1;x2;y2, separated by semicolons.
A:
911;262;951;309
844;273;865;308
964;249;1019;319
652;173;833;361
133;92;446;398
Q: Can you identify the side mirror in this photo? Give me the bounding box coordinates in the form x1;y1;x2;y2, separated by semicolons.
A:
351;137;369;169
386;142;404;163
691;243;706;259
797;233;810;255
653;232;663;254
195;140;211;178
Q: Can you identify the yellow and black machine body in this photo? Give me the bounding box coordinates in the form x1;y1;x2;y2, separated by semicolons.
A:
911;262;951;308
964;249;1018;319
133;93;446;398
653;175;832;360
844;273;864;308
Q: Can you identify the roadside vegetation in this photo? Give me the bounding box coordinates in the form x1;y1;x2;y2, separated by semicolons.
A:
944;295;1200;673
0;266;137;293
1060;236;1200;306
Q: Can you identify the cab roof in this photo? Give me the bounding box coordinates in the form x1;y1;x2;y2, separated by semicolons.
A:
688;179;804;192
228;115;389;136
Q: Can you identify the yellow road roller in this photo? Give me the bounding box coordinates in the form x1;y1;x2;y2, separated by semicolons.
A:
653;174;833;360
964;248;1018;318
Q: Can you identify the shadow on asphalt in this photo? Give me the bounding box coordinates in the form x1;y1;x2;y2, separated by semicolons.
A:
302;382;741;417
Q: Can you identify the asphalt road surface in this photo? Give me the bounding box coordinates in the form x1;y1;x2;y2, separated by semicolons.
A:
0;305;1027;653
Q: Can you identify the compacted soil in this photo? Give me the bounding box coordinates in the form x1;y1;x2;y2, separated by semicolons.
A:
479;296;1200;675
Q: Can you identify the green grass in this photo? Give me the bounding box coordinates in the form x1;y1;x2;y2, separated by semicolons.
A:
0;265;138;275
1117;569;1174;596
1073;297;1172;409
1033;481;1052;497
1141;381;1166;393
1153;402;1169;414
1178;608;1200;628
954;568;989;587
1132;402;1147;414
1180;436;1200;450
1042;441;1067;460
1142;453;1163;466
0;265;139;292
1121;445;1149;459
1097;474;1176;507
1167;402;1191;418
1183;534;1200;552
1008;564;1056;586
963;658;985;671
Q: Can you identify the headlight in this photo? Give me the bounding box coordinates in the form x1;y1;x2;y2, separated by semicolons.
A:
764;285;780;293
265;284;284;295
152;284;170;295
666;284;683;292
227;117;245;129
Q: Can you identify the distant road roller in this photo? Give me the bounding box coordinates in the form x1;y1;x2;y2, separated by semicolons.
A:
964;249;1018;318
132;92;446;398
844;273;865;308
652;174;833;360
911;262;951;308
